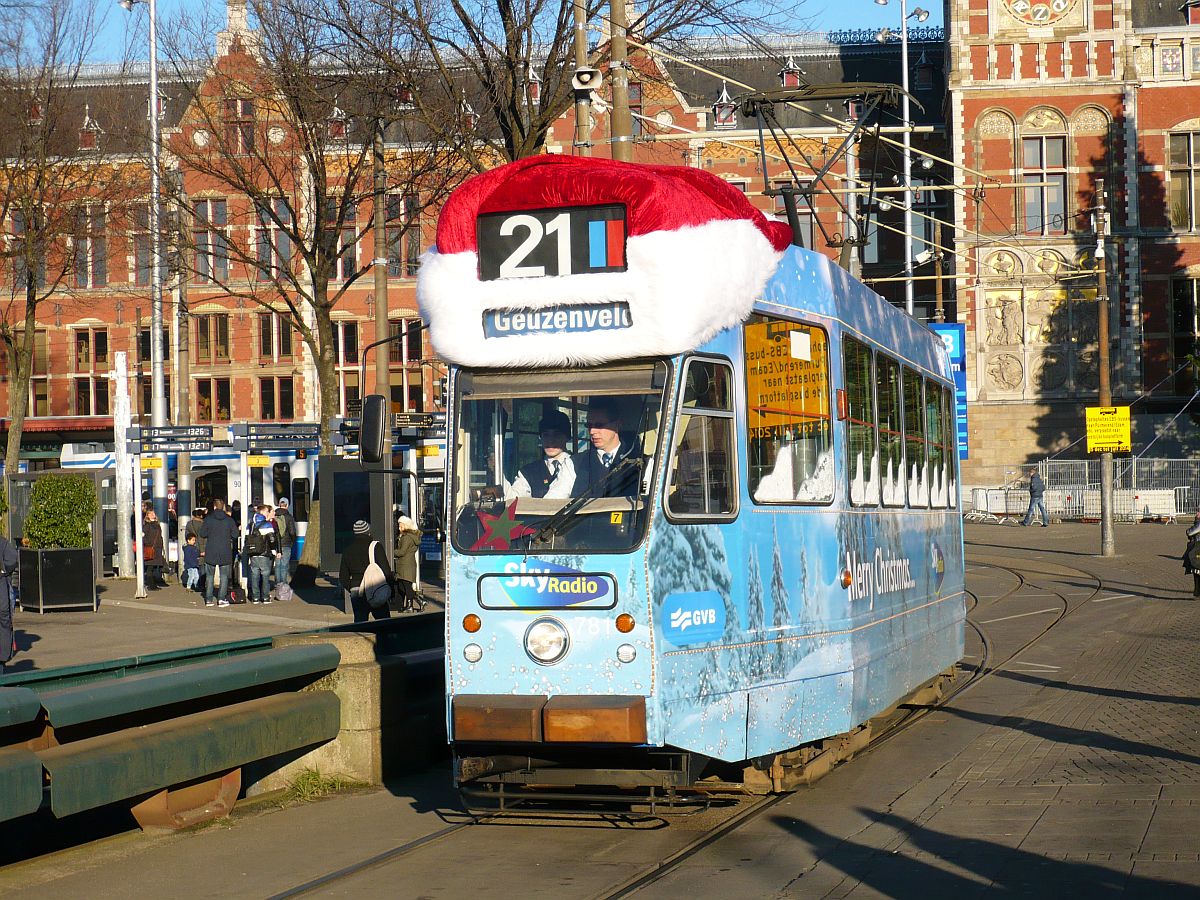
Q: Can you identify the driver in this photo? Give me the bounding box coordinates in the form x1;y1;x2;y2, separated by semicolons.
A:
505;411;576;499
572;400;643;498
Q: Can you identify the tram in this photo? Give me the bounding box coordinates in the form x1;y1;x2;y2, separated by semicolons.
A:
365;155;965;800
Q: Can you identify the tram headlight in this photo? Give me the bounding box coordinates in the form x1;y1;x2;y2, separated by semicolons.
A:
616;643;636;664
463;643;483;663
524;617;569;665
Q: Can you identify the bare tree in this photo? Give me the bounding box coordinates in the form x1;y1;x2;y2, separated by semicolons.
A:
0;0;137;528
330;0;800;164
160;0;470;452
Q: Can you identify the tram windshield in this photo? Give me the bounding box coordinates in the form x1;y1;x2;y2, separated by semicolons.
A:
451;361;669;554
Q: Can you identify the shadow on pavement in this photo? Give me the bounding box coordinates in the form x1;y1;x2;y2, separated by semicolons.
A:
773;808;1194;897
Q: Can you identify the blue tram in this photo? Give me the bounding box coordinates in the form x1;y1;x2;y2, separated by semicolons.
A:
396;156;964;796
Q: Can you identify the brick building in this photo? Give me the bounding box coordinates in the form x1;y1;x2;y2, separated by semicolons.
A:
949;0;1200;481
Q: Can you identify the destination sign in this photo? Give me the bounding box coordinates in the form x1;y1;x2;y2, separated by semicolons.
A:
142;425;213;439
477;204;627;280
126;425;214;453
394;413;437;428
483;302;632;339
232;436;322;452
743;318;830;442
230;422;322;438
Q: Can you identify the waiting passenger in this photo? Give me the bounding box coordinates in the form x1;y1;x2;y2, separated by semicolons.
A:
506;411;576;500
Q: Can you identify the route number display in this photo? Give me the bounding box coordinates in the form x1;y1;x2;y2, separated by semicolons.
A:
478;204;626;280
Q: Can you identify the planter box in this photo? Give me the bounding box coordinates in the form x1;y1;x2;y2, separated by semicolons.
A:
19;548;97;614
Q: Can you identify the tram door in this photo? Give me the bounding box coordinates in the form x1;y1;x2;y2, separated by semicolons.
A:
194;467;229;510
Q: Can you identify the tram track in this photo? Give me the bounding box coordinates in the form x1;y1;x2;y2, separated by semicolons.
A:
222;552;1115;900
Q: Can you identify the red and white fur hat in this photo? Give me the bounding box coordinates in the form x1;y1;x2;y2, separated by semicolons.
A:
417;155;794;367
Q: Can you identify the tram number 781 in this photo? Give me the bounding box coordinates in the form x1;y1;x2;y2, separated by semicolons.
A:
477;204;628;280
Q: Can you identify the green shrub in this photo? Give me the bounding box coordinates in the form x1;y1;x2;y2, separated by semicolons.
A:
24;474;99;549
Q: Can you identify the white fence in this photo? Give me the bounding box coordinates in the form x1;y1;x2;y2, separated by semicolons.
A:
966;459;1200;523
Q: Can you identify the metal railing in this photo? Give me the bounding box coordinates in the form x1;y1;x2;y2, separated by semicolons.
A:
966;458;1200;523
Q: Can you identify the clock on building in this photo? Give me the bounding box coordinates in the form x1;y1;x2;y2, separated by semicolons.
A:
1001;0;1078;26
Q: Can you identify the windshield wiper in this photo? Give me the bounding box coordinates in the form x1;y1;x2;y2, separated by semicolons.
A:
526;456;643;549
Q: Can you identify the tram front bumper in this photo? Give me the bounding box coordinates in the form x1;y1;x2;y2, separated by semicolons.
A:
453;694;647;745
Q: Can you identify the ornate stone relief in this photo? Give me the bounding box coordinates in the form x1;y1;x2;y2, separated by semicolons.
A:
1032;350;1069;392
1026;288;1067;345
986;352;1025;392
1072;107;1109;136
1022;107;1067;132
984;292;1023;346
985;250;1021;278
977;111;1015;138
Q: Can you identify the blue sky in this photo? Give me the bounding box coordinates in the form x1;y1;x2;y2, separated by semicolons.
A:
98;0;944;65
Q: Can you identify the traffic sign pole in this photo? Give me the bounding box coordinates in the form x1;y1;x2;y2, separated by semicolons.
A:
1095;182;1115;558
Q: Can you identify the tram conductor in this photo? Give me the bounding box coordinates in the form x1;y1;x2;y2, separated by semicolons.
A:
505;410;576;500
572;401;645;498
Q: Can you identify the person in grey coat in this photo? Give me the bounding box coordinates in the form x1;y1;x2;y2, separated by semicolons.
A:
0;535;19;673
1021;468;1049;527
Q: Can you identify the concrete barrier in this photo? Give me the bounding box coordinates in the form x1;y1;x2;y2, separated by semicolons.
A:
249;627;446;794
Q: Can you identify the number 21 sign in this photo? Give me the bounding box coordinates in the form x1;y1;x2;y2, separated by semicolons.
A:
477;204;627;280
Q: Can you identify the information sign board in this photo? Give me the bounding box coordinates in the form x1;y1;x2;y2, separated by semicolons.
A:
247;455;271;467
1086;406;1131;453
929;323;969;460
140;457;163;469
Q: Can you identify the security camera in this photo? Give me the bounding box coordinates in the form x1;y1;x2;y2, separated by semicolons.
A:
572;67;603;92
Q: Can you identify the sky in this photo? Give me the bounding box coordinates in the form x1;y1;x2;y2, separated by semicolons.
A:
97;0;945;66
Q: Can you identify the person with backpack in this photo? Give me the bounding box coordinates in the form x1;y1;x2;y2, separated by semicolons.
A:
273;498;297;590
339;520;394;621
244;507;280;605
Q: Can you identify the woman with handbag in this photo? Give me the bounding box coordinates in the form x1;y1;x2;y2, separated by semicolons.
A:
339;520;394;622
143;509;168;589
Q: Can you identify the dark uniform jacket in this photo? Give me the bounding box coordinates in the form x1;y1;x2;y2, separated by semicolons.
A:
570;442;643;499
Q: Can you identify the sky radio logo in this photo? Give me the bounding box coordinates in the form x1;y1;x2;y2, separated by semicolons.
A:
661;591;726;646
479;559;613;609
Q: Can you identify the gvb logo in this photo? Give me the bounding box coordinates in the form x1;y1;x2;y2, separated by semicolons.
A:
661;591;725;646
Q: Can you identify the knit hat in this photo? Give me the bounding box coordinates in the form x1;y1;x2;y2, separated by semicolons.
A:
418;156;793;368
352;519;371;534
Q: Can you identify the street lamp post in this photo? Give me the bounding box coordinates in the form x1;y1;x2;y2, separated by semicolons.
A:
121;0;168;519
876;0;929;317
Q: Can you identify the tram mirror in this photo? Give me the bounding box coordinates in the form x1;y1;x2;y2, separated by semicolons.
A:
360;393;388;465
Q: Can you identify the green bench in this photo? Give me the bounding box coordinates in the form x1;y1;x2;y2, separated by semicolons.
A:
13;644;342;829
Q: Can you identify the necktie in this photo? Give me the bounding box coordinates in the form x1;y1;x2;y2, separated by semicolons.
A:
601;452;613;468
548;459;561;481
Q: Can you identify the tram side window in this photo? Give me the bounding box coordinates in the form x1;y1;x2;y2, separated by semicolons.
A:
942;385;959;507
843;337;878;506
272;463;291;508
926;380;946;508
743;316;833;503
902;367;928;507
878;354;904;506
666;358;736;519
291;478;310;522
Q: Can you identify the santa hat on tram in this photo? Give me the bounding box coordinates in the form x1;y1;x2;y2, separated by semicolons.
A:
418;155;794;368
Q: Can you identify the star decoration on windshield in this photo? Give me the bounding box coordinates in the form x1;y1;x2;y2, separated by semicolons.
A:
471;499;537;551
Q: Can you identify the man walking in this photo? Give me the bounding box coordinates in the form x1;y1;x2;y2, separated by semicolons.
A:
199;498;238;607
1022;468;1050;527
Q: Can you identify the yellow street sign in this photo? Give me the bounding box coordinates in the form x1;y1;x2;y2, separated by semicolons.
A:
1085;406;1131;453
416;445;441;457
140;456;163;469
247;455;271;468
